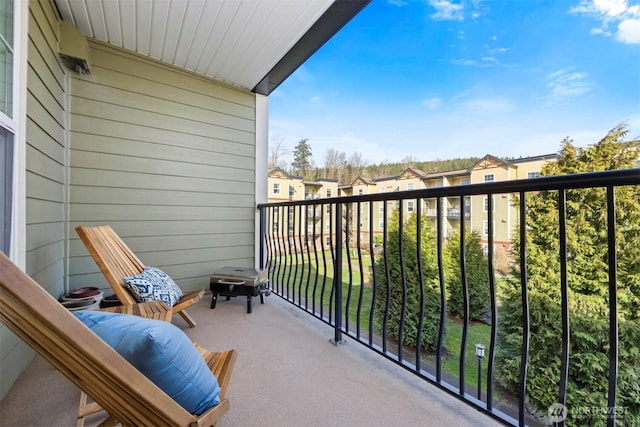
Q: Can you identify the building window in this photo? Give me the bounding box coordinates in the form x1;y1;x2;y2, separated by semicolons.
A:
289;185;295;197
325;236;331;247
273;183;280;194
325;222;330;231
325;204;331;214
378;218;384;229
483;196;496;212
461;179;470;185
407;200;414;213
1;2;15;255
407;182;414;190
483;220;495;236
304;188;310;199
1;128;12;254
528;171;541;179
326;188;332;197
358;188;363;195
484;174;495;182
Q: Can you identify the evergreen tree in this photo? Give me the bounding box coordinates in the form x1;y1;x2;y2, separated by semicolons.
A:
291;138;312;177
445;230;491;322
496;123;640;425
373;211;442;351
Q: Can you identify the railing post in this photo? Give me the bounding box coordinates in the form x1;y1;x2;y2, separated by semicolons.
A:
331;202;345;345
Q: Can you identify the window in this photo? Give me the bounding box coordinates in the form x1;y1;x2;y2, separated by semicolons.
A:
407;200;414;213
325;236;331;247
528;171;541;179
483;220;496;236
325;222;330;231
358;188;363;195
1;2;14;255
407;182;414;190
378;218;384;229
325;204;331;214
304;188;310;199
484;174;495;182
378;201;384;213
288;185;295;197
461;179;470;185
483;196;496;212
326;188;332;197
273;183;280;194
1;128;12;253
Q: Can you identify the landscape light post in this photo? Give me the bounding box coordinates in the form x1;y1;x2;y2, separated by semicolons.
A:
475;343;485;401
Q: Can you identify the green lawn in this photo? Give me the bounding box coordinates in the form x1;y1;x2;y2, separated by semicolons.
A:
269;251;492;391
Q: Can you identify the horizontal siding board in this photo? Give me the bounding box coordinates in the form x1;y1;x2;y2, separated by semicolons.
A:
70;118;255;156
28;5;65;90
69;221;254;238
71;168;254;194
25;222;64;252
25;171;64;202
71;78;254;131
28;255;65;297
26;199;64;223
71;204;254;222
88;42;255;108
70;97;253;144
26;57;65;123
25;107;65;164
70;134;253;169
25;144;65;184
69;186;254;207
70;151;254;182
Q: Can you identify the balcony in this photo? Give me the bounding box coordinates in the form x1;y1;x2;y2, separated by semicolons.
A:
258;169;640;427
447;206;471;219
0;295;499;427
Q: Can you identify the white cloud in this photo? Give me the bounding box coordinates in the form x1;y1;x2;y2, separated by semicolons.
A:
570;0;640;43
428;0;465;21
546;69;594;98
617;18;640;43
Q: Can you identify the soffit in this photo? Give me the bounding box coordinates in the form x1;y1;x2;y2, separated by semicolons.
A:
53;0;368;95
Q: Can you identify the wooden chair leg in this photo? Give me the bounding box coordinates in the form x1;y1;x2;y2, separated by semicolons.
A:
77;391;106;427
178;309;197;328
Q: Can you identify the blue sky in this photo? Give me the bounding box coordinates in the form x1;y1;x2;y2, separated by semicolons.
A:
269;0;640;167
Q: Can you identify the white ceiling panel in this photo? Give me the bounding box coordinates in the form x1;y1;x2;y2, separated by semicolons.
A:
53;0;370;94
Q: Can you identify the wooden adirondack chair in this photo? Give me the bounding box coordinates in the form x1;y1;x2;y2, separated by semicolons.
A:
0;251;237;427
75;225;205;328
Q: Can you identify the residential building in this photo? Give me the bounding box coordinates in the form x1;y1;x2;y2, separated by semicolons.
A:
267;153;558;269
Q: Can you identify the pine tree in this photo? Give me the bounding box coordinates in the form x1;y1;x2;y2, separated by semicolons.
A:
496;123;640;425
291;138;312;177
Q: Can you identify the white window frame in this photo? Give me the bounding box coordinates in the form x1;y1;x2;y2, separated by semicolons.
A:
326;188;332;197
483;196;496;212
2;1;27;267
484;174;495;182
407;182;414;190
528;171;541;179
273;182;280;194
407;200;414;213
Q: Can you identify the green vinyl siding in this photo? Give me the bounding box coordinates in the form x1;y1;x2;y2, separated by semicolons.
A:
1;0;68;399
67;41;257;293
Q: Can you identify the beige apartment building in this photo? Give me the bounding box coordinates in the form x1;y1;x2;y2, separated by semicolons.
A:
266;153;557;270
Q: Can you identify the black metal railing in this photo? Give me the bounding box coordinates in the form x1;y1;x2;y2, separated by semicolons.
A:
257;169;640;427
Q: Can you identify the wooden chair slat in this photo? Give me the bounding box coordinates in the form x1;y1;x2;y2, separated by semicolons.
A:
75;225;204;326
0;253;237;426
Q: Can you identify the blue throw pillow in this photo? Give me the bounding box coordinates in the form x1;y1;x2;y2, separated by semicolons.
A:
75;310;221;415
123;266;184;308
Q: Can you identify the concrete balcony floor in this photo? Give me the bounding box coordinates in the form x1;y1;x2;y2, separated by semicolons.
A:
0;293;501;427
